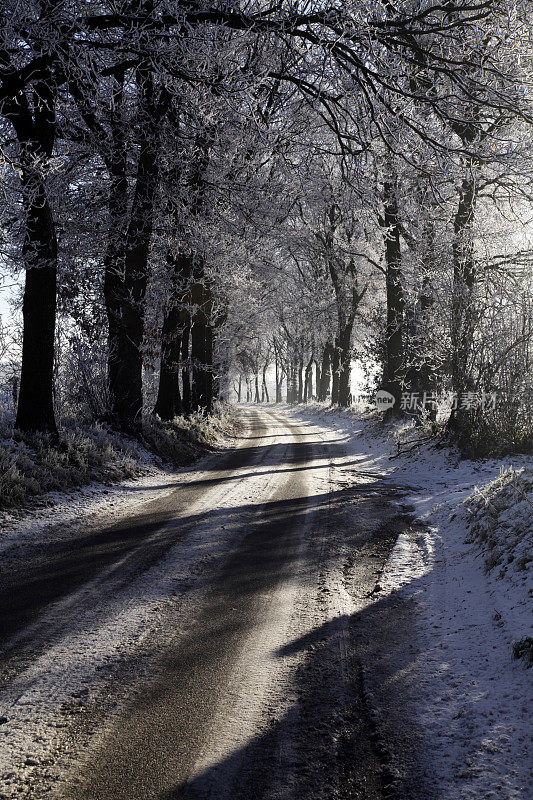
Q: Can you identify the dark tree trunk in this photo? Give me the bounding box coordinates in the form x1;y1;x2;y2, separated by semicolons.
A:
191;308;207;412
407;189;437;420
71;70;128;422
337;322;354;407
211;308;226;404
180;318;191;416
318;343;333;401
381;179;405;413
405;276;437;422
237;375;242;402
6;71;59;435
116;101;159;428
273;340;284;403
102;69;163;431
16;191;58;435
289;362;298;404
303;357;313;402
205;319;214;410
448;174;477;433
154;169;194;421
262;363;270;402
103;97;128;419
181;129;213;414
254;374;260;403
331;342;340;405
190;278;214;413
154;303;182;420
326;244;363;408
297;360;304;403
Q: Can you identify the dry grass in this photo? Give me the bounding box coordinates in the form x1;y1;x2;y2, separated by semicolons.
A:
465;466;533;581
0;401;239;511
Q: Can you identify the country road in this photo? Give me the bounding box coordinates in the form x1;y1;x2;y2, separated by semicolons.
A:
0;408;424;800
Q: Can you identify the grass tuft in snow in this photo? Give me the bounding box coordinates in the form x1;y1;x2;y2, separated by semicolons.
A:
143;402;240;466
465;466;533;581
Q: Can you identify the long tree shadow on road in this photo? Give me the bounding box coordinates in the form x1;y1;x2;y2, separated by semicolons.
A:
163;586;433;800
62;483;439;800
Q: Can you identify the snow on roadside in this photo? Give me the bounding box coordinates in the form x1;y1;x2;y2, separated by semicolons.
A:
0;404;241;554
0;461;177;557
287;403;532;800
0;414;239;560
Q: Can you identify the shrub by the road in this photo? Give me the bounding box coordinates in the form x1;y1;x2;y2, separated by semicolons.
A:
0;402;239;511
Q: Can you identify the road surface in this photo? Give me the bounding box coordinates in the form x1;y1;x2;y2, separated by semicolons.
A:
0;407;422;800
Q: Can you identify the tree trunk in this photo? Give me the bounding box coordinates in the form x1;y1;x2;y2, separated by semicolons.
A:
237;375;242;402
181;318;191;415
16;187;58;435
190;278;214;413
204;319;214;411
289;362;298;403
191;297;207;412
7;72;59;436
315;360;321;400
254;373;260;403
103;108;128;422
102;68;165;431
331;342;340;405
275;357;281;403
337;322;354;407
448;173;477;433
405;275;436;422
262;363;270;402
116;119;159;427
277;374;284;403
154;203;194;420
154;302;182;421
303;356;313;402
318;343;333;401
297;360;304;403
381;179;405;413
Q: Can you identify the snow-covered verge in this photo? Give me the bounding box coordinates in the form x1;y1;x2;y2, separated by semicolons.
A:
465;467;532;591
0;403;240;554
0;424;145;510
288;403;532;800
0;403;239;514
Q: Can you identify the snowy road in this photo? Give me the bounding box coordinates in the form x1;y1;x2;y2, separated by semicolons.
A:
0;408;422;799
